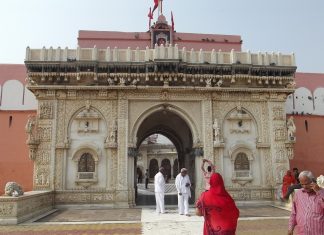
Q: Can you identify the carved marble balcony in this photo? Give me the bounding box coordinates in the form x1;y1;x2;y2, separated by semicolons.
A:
25;46;296;90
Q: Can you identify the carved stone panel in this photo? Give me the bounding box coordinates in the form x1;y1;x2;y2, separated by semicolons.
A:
272;106;284;120
39;102;53;119
274;126;286;141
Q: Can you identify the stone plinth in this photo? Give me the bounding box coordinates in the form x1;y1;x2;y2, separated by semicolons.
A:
0;190;54;225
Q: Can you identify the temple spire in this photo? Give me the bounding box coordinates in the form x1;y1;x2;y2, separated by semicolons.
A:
158;0;163;16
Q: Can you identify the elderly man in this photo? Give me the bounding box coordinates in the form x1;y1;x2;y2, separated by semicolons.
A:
154;167;166;214
175;168;191;216
288;170;324;235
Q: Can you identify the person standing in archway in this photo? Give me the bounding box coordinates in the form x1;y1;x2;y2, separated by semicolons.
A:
154;167;166;214
175;168;191;216
145;169;149;189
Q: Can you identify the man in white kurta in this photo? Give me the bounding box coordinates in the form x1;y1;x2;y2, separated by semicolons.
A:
175;168;191;216
154;167;166;214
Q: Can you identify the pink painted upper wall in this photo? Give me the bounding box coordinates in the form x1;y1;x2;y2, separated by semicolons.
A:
289;115;324;177
295;72;324;92
78;30;242;52
0;111;35;195
0;64;26;85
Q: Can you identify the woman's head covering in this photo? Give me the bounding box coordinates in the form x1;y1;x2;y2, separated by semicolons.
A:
197;173;239;235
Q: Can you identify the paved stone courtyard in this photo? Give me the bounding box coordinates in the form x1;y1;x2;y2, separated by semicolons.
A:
0;205;291;235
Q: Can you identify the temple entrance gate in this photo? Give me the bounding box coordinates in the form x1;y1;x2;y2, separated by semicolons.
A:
24;44;296;208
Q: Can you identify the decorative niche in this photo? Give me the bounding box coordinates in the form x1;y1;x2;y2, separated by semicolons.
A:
227;108;252;134
72;147;99;188
75;108;101;133
229;143;255;186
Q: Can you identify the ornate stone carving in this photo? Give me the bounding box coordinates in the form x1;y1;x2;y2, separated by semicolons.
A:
117;98;128;190
38;126;52;141
286;116;296;141
160;91;170;100
227;107;252;134
275;146;287;163
107;119;118;144
4;182;24;196
34;165;50;189
25;115;39;160
264;152;273;186
286;81;296;89
0;204;14;216
55;192;114;203
36;150;50;165
285;142;295;160
54;149;64;190
212;118;221;144
67;90;77;97
75;107;101;133
25;115;37;142
202;99;213;159
275;165;288;184
39;102;53;119
287;147;293;159
272;106;284;120
274;126;286;141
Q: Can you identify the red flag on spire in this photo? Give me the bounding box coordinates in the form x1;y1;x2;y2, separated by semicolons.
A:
148;7;153;19
171;11;175;31
152;0;159;14
148;7;153;29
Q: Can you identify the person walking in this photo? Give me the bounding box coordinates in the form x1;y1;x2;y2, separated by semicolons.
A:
175;168;191;216
154;167;166;214
288;170;324;235
196;173;239;235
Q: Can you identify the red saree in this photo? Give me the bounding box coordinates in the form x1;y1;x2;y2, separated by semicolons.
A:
196;173;239;235
282;170;296;197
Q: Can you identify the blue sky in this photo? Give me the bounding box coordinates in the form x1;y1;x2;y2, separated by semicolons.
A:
1;0;323;73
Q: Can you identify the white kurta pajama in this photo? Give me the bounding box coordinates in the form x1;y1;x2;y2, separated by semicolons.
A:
175;173;191;215
154;171;166;213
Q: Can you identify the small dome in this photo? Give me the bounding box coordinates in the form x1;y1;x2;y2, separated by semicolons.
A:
157;14;167;23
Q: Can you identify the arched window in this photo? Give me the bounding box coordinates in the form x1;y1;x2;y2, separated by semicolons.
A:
78;153;95;172
234;152;249;170
161;159;171;181
149;159;159;178
173;159;179;179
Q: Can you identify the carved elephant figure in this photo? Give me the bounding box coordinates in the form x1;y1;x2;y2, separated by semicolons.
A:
4;182;24;196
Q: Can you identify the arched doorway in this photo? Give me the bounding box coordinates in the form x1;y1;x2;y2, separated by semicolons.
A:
149;159;159;178
134;106;195;205
161;158;171;182
173;159;179;179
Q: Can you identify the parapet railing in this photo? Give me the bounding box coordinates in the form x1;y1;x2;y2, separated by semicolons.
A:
25;45;295;67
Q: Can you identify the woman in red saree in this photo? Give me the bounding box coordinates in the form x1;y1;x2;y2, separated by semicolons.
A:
196;173;239;235
281;170;296;197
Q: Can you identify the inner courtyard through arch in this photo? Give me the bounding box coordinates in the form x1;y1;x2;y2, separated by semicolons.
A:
134;106;196;205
